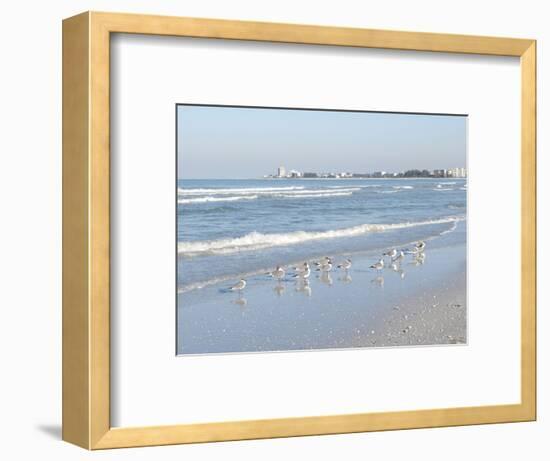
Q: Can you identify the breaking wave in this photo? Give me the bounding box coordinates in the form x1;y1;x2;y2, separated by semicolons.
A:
178;216;465;257
274;192;353;199
439;220;459;235
285;188;361;194
178;186;304;196
179;186;362;196
178;195;258;204
326;184;381;188
178;187;362;203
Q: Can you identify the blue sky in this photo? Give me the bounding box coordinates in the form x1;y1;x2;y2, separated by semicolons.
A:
177;105;467;179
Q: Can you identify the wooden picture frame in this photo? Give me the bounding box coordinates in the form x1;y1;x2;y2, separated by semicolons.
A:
62;11;536;449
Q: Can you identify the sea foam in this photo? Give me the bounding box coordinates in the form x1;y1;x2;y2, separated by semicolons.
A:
178;216;465;256
178;186;361;203
274;191;354;199
178;186;304;196
178;195;258;204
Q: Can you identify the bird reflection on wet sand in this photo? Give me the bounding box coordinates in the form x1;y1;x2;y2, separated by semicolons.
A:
409;253;426;266
338;273;353;284
273;282;285;297
225;245;427;305
391;263;406;279
368;241;427;284
371;275;385;287
320;271;333;286
295;279;312;296
231;296;248;308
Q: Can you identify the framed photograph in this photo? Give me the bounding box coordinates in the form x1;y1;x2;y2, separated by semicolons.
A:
62;12;536;449
175;104;468;355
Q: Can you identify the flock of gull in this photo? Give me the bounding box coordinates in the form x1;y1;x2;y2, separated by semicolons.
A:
227;240;427;294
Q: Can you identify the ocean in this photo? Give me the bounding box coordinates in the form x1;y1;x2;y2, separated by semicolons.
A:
176;178;467;354
177;178;467;294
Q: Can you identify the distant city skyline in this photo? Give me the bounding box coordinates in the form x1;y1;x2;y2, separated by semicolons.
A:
177;105;467;179
265;166;467;179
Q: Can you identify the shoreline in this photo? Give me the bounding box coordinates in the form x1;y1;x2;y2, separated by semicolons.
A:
177;218;463;294
177;234;467;355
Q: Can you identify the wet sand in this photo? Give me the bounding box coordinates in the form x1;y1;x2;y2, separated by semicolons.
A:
177;230;467;355
348;265;466;348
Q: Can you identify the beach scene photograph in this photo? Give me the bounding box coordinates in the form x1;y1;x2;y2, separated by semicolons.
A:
177;104;467;355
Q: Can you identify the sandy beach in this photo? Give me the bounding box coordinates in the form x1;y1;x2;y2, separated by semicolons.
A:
177;220;467;355
347;256;466;348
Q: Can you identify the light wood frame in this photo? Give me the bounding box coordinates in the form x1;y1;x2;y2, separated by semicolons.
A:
62;11;537;450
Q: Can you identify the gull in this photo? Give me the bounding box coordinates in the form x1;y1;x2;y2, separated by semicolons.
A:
314;256;330;267
392;250;405;263
230;279;246;292
383;248;397;260
337;258;352;270
415;241;426;252
268;265;285;280
293;263;311;279
370;258;384;272
293;261;309;272
316;259;332;272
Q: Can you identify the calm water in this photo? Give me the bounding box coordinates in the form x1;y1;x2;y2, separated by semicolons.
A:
177;178;467;293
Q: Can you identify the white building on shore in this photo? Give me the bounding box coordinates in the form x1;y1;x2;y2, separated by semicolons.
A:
446;167;467;178
288;169;302;178
277;166;286;178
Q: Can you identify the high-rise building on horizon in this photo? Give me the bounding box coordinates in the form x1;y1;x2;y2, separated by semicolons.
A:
278;166;286;178
447;167;467;178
